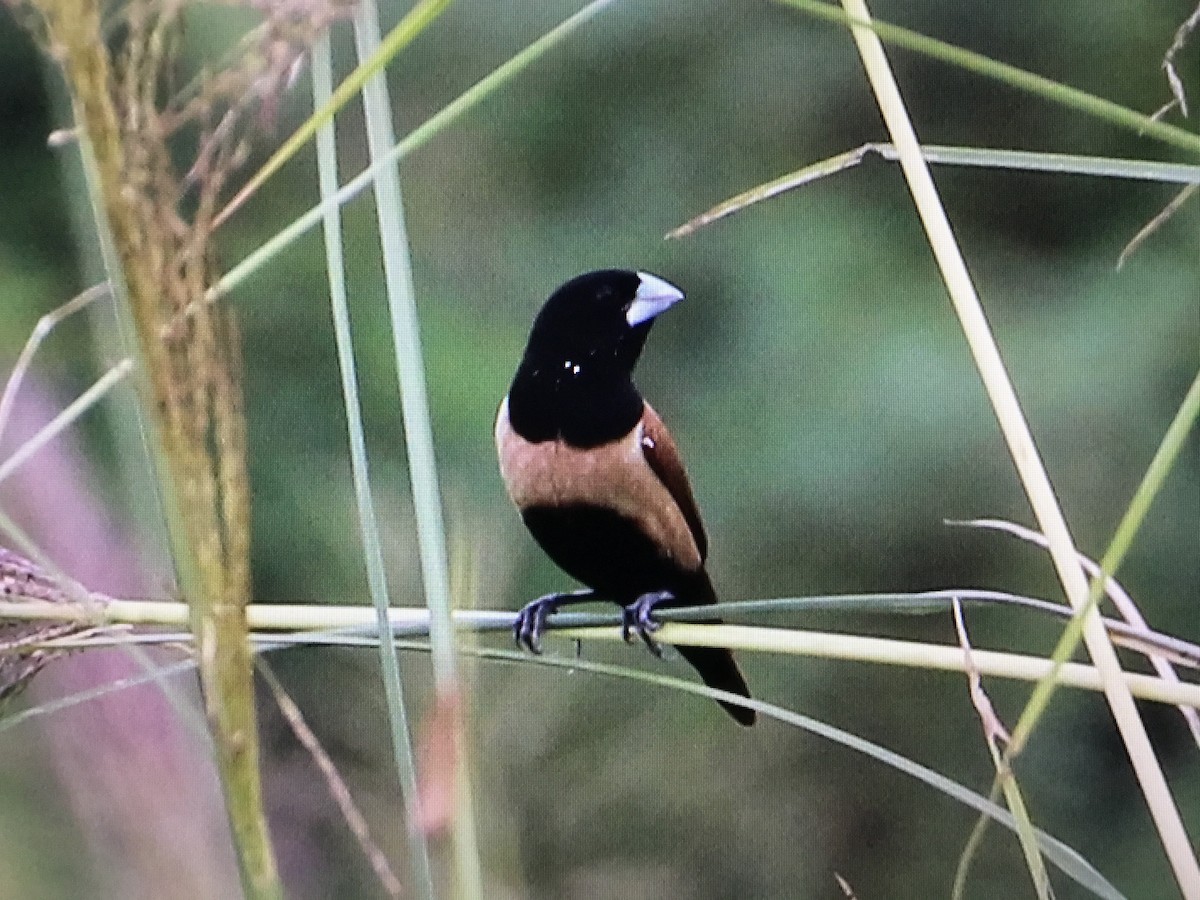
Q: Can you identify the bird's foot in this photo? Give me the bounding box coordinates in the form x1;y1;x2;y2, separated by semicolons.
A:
622;590;674;658
513;590;595;654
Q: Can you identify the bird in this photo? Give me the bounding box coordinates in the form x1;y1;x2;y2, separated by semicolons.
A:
495;268;755;725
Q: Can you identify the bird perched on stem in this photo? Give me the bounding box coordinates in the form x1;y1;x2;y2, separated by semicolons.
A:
495;269;754;725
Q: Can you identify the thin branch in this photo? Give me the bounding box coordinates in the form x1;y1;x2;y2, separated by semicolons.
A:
835;0;1200;890
952;601;1053;900
1117;182;1198;270
257;659;402;900
834;0;1200;889
776;0;1200;154
0;282;111;444
951;518;1200;746
9;634;1133;899
1151;3;1200;120
208;0;622;304
0;358;134;487
668;144;1200;239
12;619;1199;711
311;32;433;897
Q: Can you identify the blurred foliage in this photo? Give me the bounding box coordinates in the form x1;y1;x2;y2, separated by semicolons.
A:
0;0;1197;897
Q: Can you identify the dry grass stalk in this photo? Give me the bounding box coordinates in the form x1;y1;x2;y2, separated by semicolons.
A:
7;2;353;895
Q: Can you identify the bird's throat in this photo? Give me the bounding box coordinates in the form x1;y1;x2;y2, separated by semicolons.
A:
507;362;643;448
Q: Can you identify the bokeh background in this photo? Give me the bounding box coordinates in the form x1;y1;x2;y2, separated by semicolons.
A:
0;1;1196;897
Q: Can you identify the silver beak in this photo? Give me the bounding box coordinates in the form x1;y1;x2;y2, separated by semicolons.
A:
626;271;684;326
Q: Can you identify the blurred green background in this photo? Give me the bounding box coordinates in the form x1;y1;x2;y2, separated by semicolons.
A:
0;1;1196;897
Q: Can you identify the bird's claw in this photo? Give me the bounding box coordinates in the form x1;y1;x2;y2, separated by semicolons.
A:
513;595;557;654
515;589;671;657
514;590;594;654
622;590;673;658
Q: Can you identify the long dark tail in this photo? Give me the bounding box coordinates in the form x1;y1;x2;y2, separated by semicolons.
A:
676;645;755;726
674;571;755;726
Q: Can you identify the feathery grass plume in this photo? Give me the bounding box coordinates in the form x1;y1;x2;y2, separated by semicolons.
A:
8;2;351;896
0;547;86;703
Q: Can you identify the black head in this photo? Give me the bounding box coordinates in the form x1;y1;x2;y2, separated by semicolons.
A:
523;269;684;374
508;269;685;446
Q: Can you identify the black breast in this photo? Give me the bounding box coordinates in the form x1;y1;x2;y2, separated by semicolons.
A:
521;504;714;604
